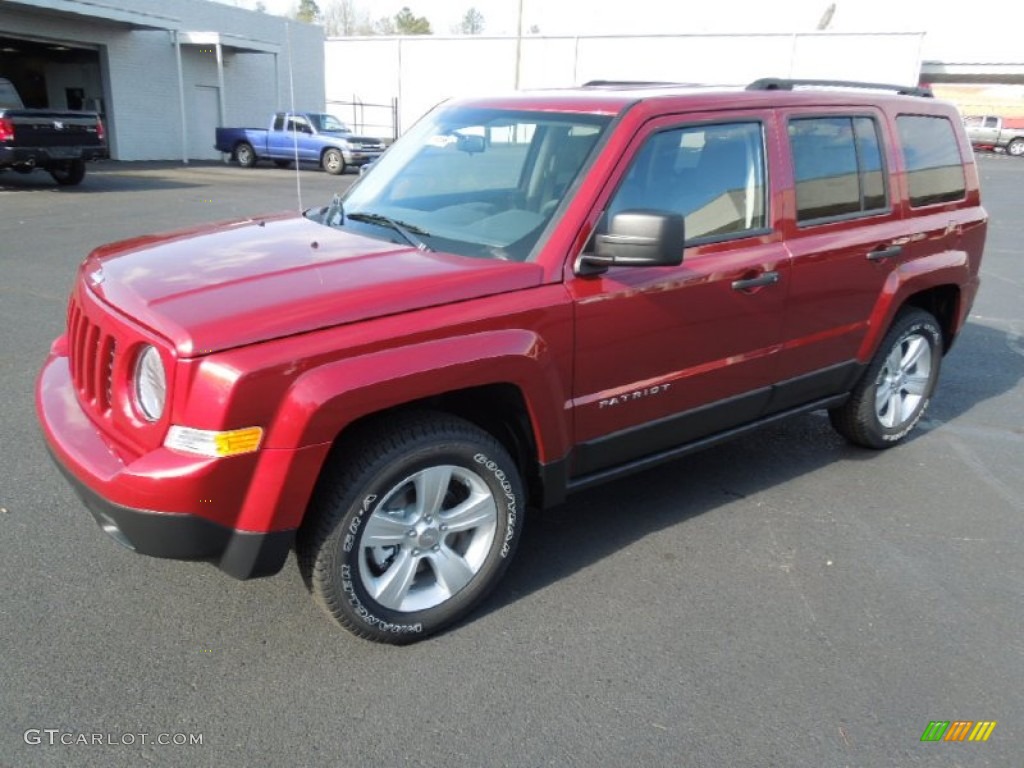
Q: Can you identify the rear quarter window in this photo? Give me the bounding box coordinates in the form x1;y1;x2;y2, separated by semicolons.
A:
895;115;966;207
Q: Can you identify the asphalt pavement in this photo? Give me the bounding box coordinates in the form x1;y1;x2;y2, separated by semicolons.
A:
1;156;1021;767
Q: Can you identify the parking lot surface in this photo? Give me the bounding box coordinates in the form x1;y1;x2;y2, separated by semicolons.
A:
1;157;1022;767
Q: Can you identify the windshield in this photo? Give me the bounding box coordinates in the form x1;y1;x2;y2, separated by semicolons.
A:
335;106;611;261
309;113;351;133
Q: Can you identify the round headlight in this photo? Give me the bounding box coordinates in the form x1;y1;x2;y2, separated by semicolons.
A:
134;345;166;422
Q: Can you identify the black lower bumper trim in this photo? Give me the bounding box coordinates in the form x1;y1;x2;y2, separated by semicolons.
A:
51;455;293;580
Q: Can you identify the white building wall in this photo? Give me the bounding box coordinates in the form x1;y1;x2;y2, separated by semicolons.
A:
326;32;925;138
1;0;324;160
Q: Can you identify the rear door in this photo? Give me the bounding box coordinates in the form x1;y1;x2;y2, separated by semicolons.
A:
772;108;906;408
568;111;790;477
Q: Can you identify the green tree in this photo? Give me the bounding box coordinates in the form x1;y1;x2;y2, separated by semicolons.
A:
294;0;321;23
393;6;432;34
455;7;484;34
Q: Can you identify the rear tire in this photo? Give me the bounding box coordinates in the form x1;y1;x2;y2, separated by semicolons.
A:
1007;138;1024;157
49;160;86;186
298;412;524;644
235;142;257;168
829;308;943;449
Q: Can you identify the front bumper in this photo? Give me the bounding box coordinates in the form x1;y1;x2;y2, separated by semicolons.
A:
36;349;296;579
341;149;383;166
51;454;293;579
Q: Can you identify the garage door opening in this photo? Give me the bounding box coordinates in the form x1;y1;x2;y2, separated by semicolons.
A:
0;35;105;114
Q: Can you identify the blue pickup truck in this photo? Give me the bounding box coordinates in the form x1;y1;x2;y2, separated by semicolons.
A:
215;112;386;174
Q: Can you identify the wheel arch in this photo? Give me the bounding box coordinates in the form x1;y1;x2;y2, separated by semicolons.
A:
902;284;961;352
266;333;572;523
859;251;971;362
320;383;545;507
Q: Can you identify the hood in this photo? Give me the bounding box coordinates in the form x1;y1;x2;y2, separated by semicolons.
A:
83;213;544;357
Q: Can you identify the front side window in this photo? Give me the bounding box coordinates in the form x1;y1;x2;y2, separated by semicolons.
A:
339;107;611;260
608;121;767;242
896;115;966;207
309;113;350;133
789;115;889;223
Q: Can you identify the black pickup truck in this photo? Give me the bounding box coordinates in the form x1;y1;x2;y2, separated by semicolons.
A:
0;77;107;186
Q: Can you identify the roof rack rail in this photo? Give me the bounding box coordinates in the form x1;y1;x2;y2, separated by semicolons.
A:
582;80;685;88
746;78;933;98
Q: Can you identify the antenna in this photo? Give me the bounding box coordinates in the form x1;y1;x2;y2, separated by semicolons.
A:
285;22;302;212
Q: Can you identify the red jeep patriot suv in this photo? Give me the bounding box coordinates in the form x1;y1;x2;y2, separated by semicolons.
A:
37;79;987;643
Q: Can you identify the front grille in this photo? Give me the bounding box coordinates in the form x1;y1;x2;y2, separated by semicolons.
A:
68;297;117;413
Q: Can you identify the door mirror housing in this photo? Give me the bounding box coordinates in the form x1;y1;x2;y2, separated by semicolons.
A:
577;210;685;275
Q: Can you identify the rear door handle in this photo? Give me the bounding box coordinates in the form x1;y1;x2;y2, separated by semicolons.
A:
867;244;903;261
731;271;780;291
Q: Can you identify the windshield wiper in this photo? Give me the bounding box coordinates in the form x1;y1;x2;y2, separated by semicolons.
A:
346;211;434;252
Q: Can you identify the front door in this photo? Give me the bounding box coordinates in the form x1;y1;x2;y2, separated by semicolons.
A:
568;112;790;477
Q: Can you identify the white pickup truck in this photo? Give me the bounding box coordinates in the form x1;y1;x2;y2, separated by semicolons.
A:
963;115;1024;156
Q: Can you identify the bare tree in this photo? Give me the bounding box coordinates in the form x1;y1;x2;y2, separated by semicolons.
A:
322;0;362;35
372;15;396;34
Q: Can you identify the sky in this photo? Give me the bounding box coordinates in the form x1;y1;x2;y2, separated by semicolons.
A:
211;0;1012;59
215;0;934;36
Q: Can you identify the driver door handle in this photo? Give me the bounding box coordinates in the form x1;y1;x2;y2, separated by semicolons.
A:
867;244;903;261
732;271;780;291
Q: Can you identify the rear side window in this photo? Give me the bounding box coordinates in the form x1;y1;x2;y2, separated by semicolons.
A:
896;115;966;207
788;116;889;223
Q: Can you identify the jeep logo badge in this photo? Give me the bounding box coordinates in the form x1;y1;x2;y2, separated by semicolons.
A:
53;120;64;130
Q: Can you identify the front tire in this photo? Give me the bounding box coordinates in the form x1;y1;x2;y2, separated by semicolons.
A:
235;142;257;168
322;148;345;175
49;159;86;186
298;412;525;644
829;308;943;449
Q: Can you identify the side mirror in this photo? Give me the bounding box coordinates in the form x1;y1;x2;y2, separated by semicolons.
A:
577;210;685;275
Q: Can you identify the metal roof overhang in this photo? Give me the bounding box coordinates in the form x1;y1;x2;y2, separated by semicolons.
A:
4;0;181;31
921;61;1024;84
176;30;280;55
